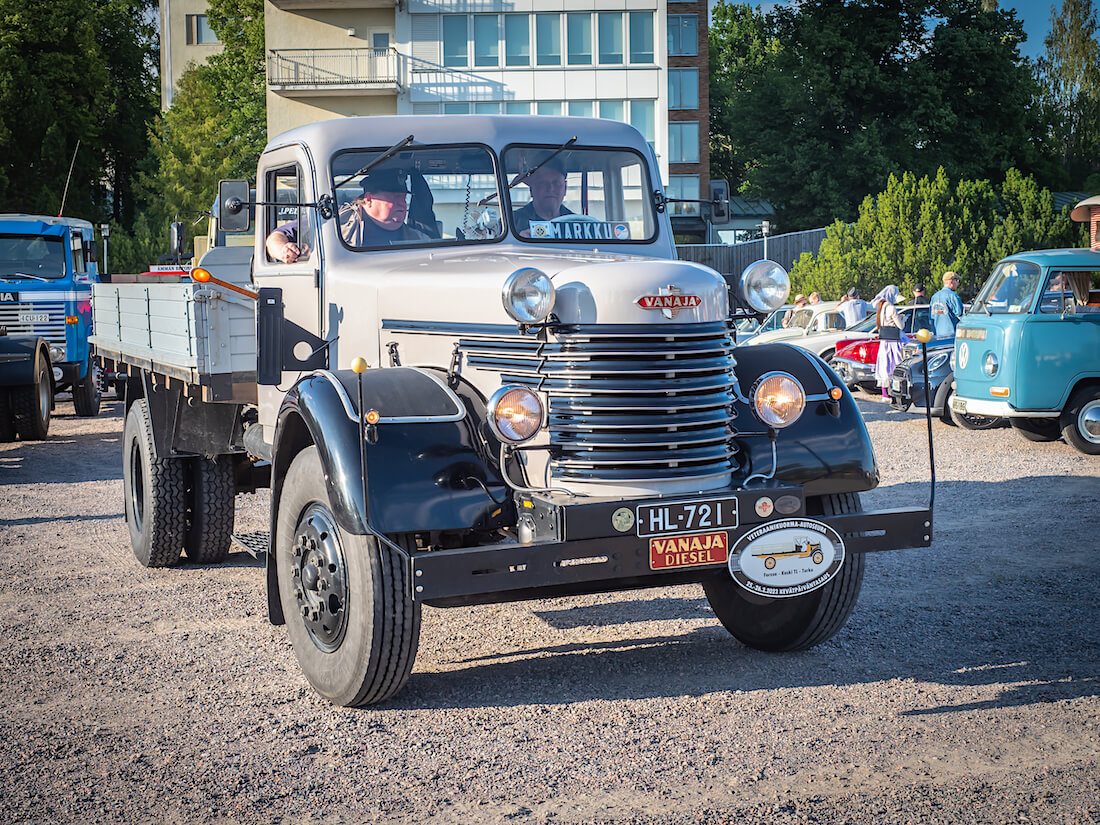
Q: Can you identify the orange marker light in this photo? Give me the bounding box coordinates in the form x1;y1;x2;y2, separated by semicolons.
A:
65;316;78;324
829;386;843;400
365;409;381;425
191;267;212;283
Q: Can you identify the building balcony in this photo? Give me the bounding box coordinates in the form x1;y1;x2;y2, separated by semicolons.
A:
268;0;397;9
267;48;400;97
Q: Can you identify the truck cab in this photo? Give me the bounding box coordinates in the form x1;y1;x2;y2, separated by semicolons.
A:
951;247;1100;453
96;115;933;707
0;214;102;440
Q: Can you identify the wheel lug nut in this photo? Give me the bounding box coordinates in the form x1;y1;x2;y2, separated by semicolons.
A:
318;579;327;591
300;606;309;617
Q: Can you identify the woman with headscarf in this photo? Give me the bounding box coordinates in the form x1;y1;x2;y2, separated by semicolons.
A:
872;285;906;398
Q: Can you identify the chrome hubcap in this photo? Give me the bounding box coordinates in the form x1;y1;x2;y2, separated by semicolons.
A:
1079;400;1100;444
292;504;349;653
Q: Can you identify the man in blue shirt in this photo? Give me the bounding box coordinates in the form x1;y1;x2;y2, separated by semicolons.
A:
930;271;964;338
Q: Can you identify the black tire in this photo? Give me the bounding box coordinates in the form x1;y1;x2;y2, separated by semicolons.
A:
72;358;102;417
11;354;51;440
1060;386;1100;455
123;399;186;568
184;456;236;563
703;492;865;652
0;389;14;442
276;446;420;706
1010;416;1061;443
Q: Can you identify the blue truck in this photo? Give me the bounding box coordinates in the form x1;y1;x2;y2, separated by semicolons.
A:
0;214;102;440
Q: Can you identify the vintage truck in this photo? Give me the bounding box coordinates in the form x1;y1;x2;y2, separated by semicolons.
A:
1;214;102;441
93;116;932;706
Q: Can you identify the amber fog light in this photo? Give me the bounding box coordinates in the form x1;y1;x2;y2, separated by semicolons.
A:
488;386;544;443
752;372;805;428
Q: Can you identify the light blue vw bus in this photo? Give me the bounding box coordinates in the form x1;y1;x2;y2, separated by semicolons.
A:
951;245;1100;454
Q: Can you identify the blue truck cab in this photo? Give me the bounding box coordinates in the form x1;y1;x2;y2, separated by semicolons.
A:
0;214;102;440
951;242;1100;454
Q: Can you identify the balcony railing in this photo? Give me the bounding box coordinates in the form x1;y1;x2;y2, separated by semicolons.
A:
267;48;400;94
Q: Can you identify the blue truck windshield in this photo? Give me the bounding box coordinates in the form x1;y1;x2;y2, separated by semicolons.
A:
0;234;66;280
973;261;1043;314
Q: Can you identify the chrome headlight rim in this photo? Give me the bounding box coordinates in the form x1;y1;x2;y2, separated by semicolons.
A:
751;371;806;429
983;352;999;377
502;267;556;324
738;260;791;314
926;352;950;373
486;385;546;444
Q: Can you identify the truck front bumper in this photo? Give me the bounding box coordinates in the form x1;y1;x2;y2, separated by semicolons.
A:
950;395;1058;419
410;485;932;606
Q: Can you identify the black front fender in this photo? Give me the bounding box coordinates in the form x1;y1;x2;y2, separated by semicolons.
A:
0;336;46;386
733;343;879;496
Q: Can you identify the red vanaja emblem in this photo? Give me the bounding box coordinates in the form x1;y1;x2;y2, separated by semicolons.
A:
635;285;702;319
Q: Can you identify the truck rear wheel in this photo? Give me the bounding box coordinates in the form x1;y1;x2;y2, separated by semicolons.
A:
11;354;51;441
72;358;102;417
702;492;865;651
184;456;236;563
123;399;186;568
276;446;421;707
1010;416;1061;443
1060;386;1100;455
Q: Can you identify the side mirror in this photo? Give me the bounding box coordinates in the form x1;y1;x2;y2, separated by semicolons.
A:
169;222;185;259
83;240;97;263
1063;296;1077;316
219;179;251;233
709;179;731;225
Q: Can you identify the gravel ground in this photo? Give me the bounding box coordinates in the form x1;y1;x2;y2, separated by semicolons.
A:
1;394;1098;825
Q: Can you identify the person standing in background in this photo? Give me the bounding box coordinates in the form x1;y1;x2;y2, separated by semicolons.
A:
930;271;964;338
911;283;928;305
872;285;906;398
839;288;869;326
809;292;822;304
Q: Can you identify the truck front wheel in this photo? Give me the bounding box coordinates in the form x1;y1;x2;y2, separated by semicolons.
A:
123;399;186;567
72;358;102;417
11;354;51;440
276;446;421;706
702;492;865;651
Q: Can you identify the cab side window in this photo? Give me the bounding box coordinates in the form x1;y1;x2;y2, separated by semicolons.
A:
70;231;85;275
265;165;315;264
1041;270;1100;313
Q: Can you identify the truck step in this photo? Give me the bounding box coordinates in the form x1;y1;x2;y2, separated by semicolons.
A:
230;531;270;559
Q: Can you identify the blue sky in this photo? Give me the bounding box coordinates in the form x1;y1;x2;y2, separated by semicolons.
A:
713;1;1058;59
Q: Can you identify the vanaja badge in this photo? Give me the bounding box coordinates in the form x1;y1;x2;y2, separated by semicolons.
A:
635;285;702;320
728;518;845;598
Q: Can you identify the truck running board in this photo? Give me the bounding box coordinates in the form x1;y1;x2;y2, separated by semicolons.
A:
230;531;270;559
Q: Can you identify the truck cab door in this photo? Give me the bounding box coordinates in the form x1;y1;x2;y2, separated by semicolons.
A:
253;146;322;434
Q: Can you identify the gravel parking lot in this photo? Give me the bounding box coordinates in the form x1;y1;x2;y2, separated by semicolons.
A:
1;396;1098;825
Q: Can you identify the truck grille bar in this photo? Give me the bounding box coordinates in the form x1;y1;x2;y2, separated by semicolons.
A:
461;321;741;483
0;301;66;345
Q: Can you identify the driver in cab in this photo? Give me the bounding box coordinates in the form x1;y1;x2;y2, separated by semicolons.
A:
512;160;573;237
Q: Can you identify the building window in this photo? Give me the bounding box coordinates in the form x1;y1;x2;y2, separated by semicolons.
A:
667;175;700;216
444;102;471;114
372;32;390;51
412;103;441;114
629;12;653;63
569;100;594;117
505;15;530;66
473;15;499;67
668;15;698;57
536;14;561;65
567;13;592;65
186;14;218;45
442;15;467;67
598;13;623;64
474;101;501;114
537;101;563;116
669;122;700;163
630;99;655;144
505;101;531;115
669;68;699;109
600;100;625;121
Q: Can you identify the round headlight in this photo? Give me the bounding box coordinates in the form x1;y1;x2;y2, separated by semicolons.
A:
927;352;949;372
502;268;555;324
487;386;545;443
753;372;806;428
983;352;999;376
738;260;791;313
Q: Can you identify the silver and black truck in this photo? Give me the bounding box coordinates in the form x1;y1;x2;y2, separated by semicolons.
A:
94;115;932;706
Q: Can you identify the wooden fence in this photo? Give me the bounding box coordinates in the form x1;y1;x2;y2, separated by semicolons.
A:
677;228;828;276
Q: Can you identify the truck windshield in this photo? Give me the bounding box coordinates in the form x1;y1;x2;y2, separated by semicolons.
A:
330;145;504;250
972;260;1043;314
0;233;66;280
502;145;656;243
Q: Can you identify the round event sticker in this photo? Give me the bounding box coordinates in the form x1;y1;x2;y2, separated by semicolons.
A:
727;518;845;598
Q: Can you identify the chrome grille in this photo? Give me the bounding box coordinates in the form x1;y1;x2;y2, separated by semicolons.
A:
462;322;740;482
0;301;66;344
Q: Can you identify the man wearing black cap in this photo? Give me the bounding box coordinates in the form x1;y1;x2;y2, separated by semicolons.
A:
911;283;929;305
265;168;427;262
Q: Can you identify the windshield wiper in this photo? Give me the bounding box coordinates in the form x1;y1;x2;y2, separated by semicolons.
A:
479;136;578;206
333;135;415;190
3;272;50;282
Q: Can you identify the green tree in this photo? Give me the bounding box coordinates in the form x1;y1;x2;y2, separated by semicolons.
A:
1036;0;1100;190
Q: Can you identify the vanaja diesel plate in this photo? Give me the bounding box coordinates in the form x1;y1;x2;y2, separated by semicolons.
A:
636;496;738;537
650;531;729;570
